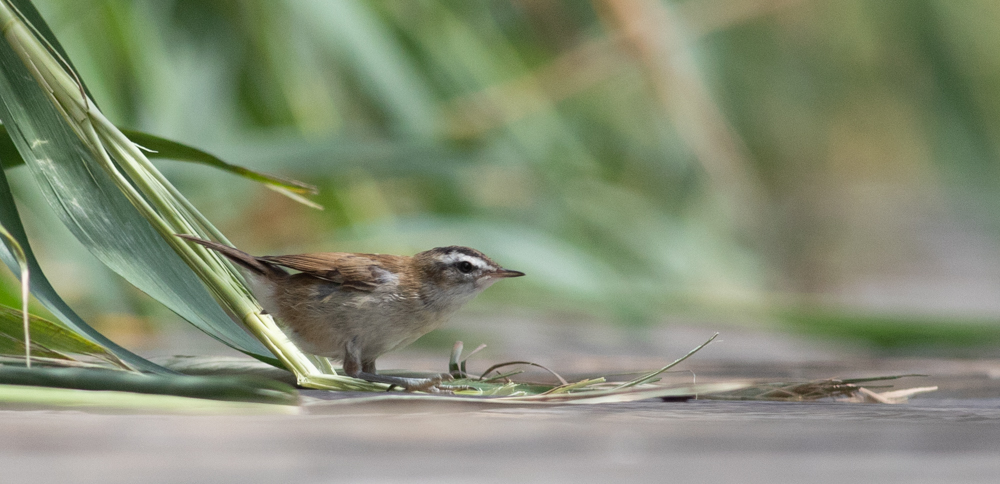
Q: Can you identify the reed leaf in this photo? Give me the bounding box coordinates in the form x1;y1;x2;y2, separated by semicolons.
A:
0;383;297;414
0;366;298;405
0;304;126;368
0;219;28;365
615;333;719;389
0;126;319;198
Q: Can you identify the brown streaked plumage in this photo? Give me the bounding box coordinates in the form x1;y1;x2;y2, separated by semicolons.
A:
177;235;524;392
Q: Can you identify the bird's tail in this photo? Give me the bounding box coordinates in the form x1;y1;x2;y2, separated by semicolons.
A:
176;234;283;277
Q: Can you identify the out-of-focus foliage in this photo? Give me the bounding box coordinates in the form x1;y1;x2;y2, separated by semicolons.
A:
12;0;1000;335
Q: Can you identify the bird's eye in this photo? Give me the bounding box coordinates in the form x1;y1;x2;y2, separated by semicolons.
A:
456;261;474;273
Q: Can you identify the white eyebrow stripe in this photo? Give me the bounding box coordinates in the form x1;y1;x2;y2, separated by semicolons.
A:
440;252;490;268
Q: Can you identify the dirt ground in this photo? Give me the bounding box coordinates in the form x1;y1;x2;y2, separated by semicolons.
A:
3;397;1000;483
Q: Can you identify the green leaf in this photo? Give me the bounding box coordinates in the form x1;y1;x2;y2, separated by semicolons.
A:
0;166;170;373
122;129;318;195
0;126;319;199
7;0;97;102
0;366;298;405
0;130;22;170
0;384;297;413
0;10;277;365
152;355;295;382
0;304;126;367
0;213;29;366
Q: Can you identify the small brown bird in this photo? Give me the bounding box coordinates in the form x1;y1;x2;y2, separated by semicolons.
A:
178;235;524;391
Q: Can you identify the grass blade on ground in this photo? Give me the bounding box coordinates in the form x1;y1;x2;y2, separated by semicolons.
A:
615;332;719;389
0;384;297;414
0;366;298;405
0;304;126;368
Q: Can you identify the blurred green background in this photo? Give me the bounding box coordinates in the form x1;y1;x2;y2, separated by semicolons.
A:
5;0;1000;355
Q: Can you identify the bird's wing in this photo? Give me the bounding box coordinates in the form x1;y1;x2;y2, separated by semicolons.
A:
259;253;398;292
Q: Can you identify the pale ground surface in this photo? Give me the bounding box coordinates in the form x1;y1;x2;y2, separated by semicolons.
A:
4;316;1000;483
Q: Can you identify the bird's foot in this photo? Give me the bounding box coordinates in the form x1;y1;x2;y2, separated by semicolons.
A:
396;374;472;393
355;371;468;393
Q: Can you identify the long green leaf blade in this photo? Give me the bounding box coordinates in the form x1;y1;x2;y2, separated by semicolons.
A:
0;384;297;413
0;126;319;198
0;366;298;405
122;129;318;195
0;218;28;365
7;0;95;98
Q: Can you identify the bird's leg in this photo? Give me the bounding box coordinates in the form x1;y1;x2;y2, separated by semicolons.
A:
343;337;443;393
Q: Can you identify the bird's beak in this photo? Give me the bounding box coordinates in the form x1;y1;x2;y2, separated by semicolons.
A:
492;268;525;278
